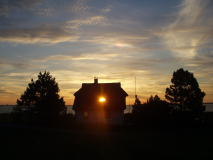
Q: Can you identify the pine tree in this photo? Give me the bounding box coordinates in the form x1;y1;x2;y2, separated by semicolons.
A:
165;68;205;115
14;71;66;123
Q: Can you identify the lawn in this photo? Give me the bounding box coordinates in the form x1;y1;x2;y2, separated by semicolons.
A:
1;124;213;160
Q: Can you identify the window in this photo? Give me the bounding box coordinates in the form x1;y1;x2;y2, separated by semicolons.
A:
84;112;89;119
105;111;110;119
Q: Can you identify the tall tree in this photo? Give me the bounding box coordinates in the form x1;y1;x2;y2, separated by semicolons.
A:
165;68;205;115
14;71;66;122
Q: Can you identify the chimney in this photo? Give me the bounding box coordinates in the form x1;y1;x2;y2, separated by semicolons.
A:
94;77;98;84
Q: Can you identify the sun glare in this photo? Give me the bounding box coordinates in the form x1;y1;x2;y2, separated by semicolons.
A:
99;97;106;102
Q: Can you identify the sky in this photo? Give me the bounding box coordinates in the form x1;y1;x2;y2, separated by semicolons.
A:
0;0;213;105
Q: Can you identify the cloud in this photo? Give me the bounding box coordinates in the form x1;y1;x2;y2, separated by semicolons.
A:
0;0;43;17
0;0;151;46
71;0;92;13
0;24;74;44
0;58;6;65
101;7;111;13
1;72;35;77
7;0;43;9
0;3;9;17
158;0;213;58
64;16;105;30
32;53;120;62
11;62;32;68
0;87;14;95
0;1;78;45
0;58;48;70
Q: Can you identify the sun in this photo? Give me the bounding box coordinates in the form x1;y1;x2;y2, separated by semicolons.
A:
99;97;106;102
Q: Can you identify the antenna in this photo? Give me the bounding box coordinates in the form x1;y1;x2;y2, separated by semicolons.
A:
129;98;130;113
135;76;137;99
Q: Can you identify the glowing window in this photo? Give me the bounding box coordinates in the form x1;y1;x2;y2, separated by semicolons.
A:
99;97;106;102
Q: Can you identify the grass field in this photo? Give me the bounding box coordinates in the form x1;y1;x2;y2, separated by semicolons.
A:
1;124;213;160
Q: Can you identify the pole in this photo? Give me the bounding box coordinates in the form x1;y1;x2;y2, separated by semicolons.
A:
129;98;130;113
135;76;136;97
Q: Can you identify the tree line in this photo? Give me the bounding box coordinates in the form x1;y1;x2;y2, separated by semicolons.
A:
131;68;206;127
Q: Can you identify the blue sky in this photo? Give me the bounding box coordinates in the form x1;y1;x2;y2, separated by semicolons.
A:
0;0;212;105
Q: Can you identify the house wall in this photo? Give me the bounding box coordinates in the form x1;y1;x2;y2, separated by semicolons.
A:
75;110;124;124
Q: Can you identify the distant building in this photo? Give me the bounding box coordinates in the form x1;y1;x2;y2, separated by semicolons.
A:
73;78;128;124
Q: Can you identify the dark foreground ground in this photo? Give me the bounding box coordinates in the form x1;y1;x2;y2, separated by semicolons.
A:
1;123;213;160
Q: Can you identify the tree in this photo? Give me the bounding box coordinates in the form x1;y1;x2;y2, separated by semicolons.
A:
165;68;205;117
132;96;142;123
132;95;172;126
142;95;171;124
13;71;66;123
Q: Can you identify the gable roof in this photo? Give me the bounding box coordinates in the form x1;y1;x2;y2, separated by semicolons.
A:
73;82;128;111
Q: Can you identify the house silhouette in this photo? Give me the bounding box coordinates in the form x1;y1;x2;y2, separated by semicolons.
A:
73;78;128;124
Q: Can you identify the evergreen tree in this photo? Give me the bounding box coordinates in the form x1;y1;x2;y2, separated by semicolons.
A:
165;68;205;117
14;71;66;123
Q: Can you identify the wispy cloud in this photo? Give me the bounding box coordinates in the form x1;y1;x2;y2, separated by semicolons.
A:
32;53;120;62
0;0;43;17
0;58;47;70
64;16;105;30
0;24;74;44
0;87;14;95
71;0;92;13
158;0;213;58
100;7;111;13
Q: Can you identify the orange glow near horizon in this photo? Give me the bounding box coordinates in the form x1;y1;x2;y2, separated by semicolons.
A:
99;97;106;102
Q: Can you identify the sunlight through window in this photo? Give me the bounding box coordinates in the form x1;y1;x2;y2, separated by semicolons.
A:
99;97;106;102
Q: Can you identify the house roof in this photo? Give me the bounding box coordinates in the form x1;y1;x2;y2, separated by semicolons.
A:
73;82;128;111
